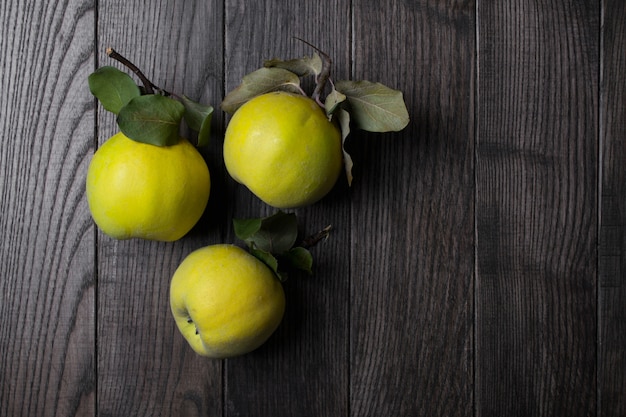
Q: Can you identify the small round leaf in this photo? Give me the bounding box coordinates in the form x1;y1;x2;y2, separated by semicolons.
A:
88;66;141;114
325;88;347;117
233;211;298;255
284;247;313;275
181;95;213;147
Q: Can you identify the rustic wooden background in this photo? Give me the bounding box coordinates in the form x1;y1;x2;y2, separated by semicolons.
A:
1;0;625;416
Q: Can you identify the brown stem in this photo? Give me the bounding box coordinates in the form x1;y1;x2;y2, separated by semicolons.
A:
293;38;332;103
106;47;155;94
300;225;332;249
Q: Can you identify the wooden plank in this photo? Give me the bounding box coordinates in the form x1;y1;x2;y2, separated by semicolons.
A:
350;1;475;416
222;1;351;416
0;0;96;416
95;1;225;415
600;1;626;415
476;2;598;416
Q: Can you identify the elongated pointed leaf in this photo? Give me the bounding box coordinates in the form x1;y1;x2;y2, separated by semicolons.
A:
264;53;323;77
88;66;141;114
181;95;213;147
221;67;302;114
335;80;409;132
117;95;185;146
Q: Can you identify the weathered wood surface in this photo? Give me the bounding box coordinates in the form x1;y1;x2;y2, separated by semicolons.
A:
477;1;599;416
1;1;624;416
600;1;626;416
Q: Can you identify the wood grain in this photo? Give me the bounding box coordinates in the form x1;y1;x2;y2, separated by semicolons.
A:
222;1;351;416
95;1;225;416
350;1;475;416
2;0;626;415
0;0;96;416
476;1;598;416
600;1;626;415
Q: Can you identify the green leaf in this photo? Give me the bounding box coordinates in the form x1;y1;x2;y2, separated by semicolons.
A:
221;67;302;114
284;247;313;275
258;212;298;253
336;108;354;186
181;95;213;147
264;53;323;77
325;87;347;116
232;211;331;280
233;211;298;255
233;218;263;241
88;66;141;114
117;95;185;146
249;246;283;280
335;80;410;132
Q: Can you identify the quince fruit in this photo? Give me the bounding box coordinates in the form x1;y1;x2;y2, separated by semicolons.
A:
169;244;286;358
223;91;342;208
86;132;210;241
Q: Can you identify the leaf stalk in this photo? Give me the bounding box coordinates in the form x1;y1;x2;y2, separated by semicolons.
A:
299;225;333;249
293;38;332;104
106;48;155;94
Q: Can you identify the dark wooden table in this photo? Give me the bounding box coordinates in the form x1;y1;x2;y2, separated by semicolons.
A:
1;1;624;416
